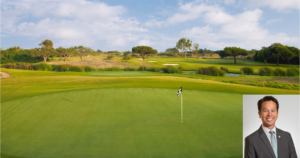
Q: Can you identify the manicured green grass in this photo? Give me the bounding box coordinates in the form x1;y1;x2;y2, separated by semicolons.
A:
1;67;298;158
0;68;90;78
148;58;299;73
89;71;163;76
2;88;243;158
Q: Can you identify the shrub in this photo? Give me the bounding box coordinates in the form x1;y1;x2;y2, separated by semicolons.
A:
35;63;52;71
1;50;42;64
123;51;131;56
123;54;132;60
286;68;299;76
106;54;114;60
97;68;104;71
16;63;35;70
162;66;182;74
259;67;273;76
123;67;137;71
240;67;254;75
52;64;70;72
69;66;84;72
148;67;161;72
106;66;122;71
138;66;148;71
220;67;229;72
197;66;225;76
2;63;17;69
84;66;95;72
273;68;285;76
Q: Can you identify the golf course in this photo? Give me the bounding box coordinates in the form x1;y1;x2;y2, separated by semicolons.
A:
1;58;299;158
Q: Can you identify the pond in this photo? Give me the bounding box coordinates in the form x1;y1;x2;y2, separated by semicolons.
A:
225;73;241;77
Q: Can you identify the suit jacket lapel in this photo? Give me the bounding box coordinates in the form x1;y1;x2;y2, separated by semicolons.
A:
258;126;276;158
276;128;282;158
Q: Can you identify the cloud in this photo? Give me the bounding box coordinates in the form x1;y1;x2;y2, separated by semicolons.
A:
204;11;234;24
181;9;299;49
143;19;164;27
266;19;282;25
224;0;236;5
219;9;267;41
1;0;153;49
166;2;222;24
2;0;126;19
245;0;299;11
1;0;298;51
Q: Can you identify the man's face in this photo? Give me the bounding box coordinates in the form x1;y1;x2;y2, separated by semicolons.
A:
258;101;278;129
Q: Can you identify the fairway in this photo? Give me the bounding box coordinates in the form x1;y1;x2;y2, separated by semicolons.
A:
89;71;162;76
2;88;242;158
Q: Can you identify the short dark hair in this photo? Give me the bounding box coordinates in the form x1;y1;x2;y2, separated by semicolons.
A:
257;96;279;111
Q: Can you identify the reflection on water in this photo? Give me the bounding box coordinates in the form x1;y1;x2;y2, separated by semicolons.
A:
225;73;241;77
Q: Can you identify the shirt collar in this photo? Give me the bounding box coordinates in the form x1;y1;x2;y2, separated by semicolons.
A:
262;124;276;134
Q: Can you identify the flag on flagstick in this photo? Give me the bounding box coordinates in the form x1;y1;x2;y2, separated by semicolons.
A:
176;87;183;124
177;87;182;96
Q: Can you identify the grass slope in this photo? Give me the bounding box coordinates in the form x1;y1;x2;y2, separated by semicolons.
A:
1;68;298;158
2;88;242;158
2;75;298;102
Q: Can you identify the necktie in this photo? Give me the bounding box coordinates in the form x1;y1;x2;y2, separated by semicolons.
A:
269;130;277;158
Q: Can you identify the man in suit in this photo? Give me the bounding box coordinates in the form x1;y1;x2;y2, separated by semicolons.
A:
244;96;298;158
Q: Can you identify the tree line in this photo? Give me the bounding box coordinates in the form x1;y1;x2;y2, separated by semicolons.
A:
2;38;299;66
253;43;299;65
1;39;97;64
163;37;299;65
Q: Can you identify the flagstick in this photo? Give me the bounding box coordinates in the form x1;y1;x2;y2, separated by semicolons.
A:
181;93;183;124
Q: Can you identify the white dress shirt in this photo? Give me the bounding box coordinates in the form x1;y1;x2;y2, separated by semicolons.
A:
262;125;277;146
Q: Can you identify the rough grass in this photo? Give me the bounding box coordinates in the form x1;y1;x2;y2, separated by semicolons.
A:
2;89;243;158
43;57;300;73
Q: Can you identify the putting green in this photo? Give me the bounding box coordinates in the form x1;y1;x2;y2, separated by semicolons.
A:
2;88;242;158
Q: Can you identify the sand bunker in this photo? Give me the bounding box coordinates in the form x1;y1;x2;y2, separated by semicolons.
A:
162;64;179;65
0;71;12;78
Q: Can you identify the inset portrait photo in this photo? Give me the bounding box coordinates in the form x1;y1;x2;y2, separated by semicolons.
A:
243;95;299;158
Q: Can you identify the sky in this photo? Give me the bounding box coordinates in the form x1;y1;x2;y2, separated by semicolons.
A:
1;0;299;52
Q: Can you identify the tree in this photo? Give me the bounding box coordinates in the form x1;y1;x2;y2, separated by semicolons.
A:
216;50;225;58
74;46;94;61
257;48;272;64
34;39;56;62
248;49;258;55
32;47;56;62
176;37;192;58
203;48;208;57
56;47;76;62
287;46;299;64
270;45;293;66
39;39;53;48
7;46;22;51
198;48;204;57
132;46;158;60
165;48;179;57
193;43;199;57
223;47;248;64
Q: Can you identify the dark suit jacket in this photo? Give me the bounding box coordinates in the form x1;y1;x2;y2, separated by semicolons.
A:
245;126;298;158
